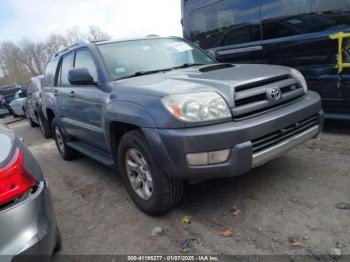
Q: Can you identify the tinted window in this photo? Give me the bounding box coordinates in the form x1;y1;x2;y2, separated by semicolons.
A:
312;0;350;14
312;0;350;28
43;58;59;87
262;22;296;39
189;0;261;49
222;26;261;46
262;0;350;40
75;49;98;81
59;53;74;86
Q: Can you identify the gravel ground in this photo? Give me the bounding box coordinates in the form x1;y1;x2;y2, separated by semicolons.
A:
1;116;349;259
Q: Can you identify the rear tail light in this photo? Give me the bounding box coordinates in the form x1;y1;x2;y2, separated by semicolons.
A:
0;148;37;206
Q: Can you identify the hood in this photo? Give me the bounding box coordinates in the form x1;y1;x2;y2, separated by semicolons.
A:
0;125;15;167
114;64;294;107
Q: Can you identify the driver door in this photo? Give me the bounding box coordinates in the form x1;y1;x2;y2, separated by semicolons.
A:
64;48;108;151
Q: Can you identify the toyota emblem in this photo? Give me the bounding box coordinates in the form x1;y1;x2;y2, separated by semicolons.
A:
267;88;282;102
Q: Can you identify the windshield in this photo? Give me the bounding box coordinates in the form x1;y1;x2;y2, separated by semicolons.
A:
97;38;215;80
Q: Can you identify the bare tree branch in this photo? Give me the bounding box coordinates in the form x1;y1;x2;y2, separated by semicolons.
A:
0;25;111;87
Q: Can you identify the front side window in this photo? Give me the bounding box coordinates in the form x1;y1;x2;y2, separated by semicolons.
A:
75;49;98;81
97;38;215;80
189;0;261;49
44;58;59;87
59;53;74;86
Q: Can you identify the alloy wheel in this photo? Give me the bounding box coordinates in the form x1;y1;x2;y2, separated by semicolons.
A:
55;126;65;153
125;148;153;200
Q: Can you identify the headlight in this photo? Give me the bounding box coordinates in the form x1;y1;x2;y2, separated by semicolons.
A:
290;68;308;93
161;92;231;122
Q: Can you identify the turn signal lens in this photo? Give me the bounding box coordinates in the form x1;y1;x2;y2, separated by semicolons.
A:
0;149;37;206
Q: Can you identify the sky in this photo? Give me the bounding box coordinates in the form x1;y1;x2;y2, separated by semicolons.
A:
0;0;183;42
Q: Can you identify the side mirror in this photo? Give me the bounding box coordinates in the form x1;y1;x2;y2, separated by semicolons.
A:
68;68;95;86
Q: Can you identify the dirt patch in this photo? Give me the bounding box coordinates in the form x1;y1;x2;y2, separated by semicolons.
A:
3;117;350;257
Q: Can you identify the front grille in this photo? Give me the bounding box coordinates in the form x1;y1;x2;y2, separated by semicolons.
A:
252;115;318;154
232;75;305;120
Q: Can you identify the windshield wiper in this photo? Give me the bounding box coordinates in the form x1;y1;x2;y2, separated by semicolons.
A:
172;63;207;69
115;64;208;81
115;68;173;80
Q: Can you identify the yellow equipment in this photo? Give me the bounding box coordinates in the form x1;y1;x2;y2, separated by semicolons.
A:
330;32;350;73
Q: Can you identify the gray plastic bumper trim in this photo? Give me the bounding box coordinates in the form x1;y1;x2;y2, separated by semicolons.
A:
252;125;320;168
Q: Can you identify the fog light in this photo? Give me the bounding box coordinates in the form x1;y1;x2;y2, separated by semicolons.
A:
186;149;230;166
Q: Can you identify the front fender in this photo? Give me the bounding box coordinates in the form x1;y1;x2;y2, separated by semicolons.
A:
41;92;59;120
104;100;157;151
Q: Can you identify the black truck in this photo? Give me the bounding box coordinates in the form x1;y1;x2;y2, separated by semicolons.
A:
181;0;350;120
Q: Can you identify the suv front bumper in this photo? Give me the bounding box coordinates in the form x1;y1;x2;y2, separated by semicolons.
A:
143;91;324;180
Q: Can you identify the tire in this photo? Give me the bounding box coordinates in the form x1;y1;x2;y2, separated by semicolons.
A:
24;110;37;127
54;227;62;253
118;130;184;215
52;118;77;160
38;112;52;139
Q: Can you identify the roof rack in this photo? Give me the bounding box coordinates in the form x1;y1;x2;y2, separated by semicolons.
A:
90;39;107;44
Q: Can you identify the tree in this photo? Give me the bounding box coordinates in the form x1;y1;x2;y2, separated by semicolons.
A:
87;25;111;42
0;25;111;86
0;41;31;85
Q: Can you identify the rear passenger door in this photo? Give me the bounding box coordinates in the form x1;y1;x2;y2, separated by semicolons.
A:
189;0;265;64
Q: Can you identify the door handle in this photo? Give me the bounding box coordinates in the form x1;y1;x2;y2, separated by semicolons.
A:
69;91;75;97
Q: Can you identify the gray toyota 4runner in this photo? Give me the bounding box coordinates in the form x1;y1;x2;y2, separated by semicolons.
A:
42;37;324;215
